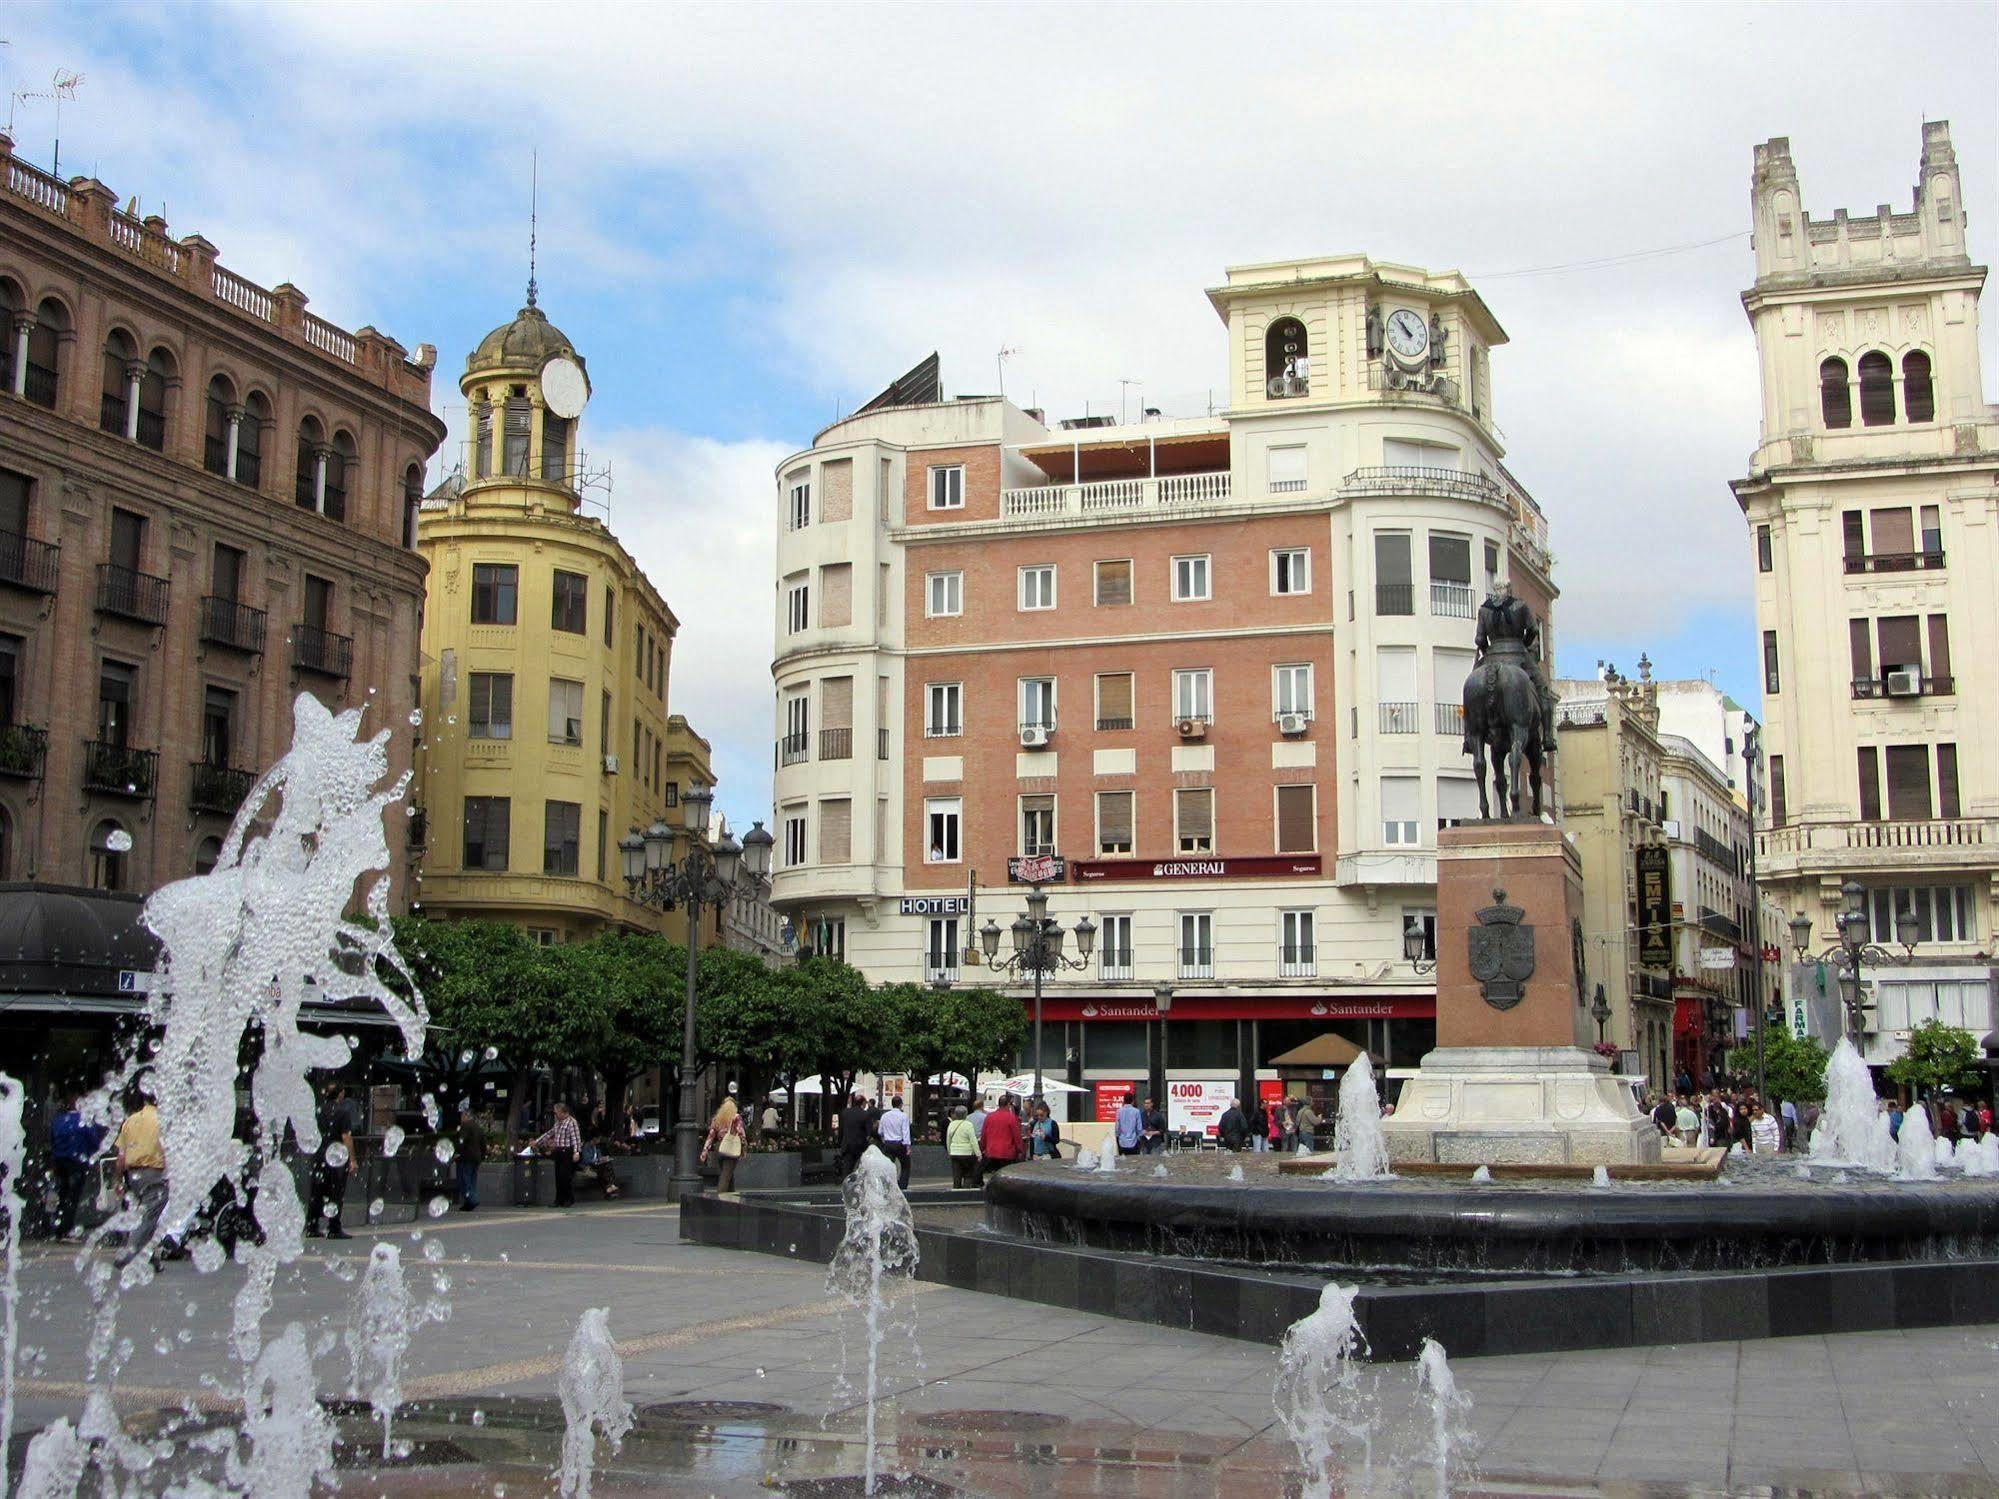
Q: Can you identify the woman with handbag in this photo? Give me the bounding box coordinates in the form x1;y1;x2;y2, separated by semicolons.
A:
700;1090;746;1193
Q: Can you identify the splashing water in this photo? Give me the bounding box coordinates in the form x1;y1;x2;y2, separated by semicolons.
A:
556;1308;633;1499
229;1324;336;1497
1591;1165;1611;1188
1808;1121;1835;1162
347;1244;416;1459
1072;1148;1098;1171
0;1074;24;1498
1332;1055;1392;1182
1414;1337;1474;1499
1095;1144;1118;1174
1934;1135;1958;1169
827;1147;920;1496
1820;1039;1894;1170
1469;1165;1493;1184
1897;1106;1939;1181
1227;1163;1245;1183
1273;1283;1376;1499
1152;1163;1168;1178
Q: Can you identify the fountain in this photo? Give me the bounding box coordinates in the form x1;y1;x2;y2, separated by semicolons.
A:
1591;1165;1611;1188
1227;1163;1245;1183
1094;1143;1118;1173
827;1146;921;1496
1898;1106;1940;1181
0;1073;23;1496
1935;1135;1959;1170
1273;1283;1375;1499
1331;1054;1391;1182
1468;1165;1492;1184
1820;1038;1895;1170
556;1307;633;1499
1071;1147;1098;1170
1413;1336;1474;1499
1983;1135;1999;1174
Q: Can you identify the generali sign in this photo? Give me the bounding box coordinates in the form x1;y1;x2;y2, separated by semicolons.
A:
1072;855;1321;882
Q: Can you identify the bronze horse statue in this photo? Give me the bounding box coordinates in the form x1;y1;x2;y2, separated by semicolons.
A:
1462;587;1553;820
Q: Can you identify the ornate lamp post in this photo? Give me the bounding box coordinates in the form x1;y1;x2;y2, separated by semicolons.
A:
619;788;774;1202
1403;918;1437;975
971;886;1095;1102
1788;879;1919;1048
1590;983;1613;1046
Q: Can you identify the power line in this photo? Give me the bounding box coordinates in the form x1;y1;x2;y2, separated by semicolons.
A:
1470;230;1750;281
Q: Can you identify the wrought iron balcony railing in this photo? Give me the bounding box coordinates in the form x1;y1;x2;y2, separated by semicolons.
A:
83;740;157;797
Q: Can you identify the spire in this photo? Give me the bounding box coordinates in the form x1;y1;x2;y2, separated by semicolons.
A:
526;150;539;310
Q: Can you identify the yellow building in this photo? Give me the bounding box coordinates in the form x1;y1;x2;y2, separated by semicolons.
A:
413;296;711;943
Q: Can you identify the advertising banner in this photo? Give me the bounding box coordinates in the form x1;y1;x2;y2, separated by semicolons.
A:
1165;1078;1235;1137
1257;1078;1287;1110
1093;1081;1136;1123
1007;855;1066;884
1072;855;1320;882
1635;846;1672;969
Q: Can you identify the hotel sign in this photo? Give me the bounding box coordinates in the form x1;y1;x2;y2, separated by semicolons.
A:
1072;855;1321;882
1635;846;1672;970
898;896;970;916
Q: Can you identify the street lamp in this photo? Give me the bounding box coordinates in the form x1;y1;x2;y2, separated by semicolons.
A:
1789;879;1919;1047
620;790;774;1202
969;886;1095;1101
1590;982;1612;1045
1403;918;1437;975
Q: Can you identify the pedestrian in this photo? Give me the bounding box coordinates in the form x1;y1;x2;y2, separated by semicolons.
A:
1141;1096;1166;1154
1113;1092;1143;1156
876;1094;912;1189
1940;1102;1963;1145
305;1081;355;1240
532;1101;583;1207
454;1101;485;1212
1749;1103;1781;1154
945;1106;978;1188
760;1096;782;1135
1674;1096;1699;1146
1247;1097;1269;1152
1028;1101;1061;1160
967;1096;990;1186
1217;1097;1250;1152
1731;1096;1754;1150
979;1095;1023;1176
1293;1097;1321;1153
49;1092;103;1239
700;1091;746;1194
1779;1097;1800;1152
1887;1100;1905;1141
1978;1101;1993;1138
112;1084;168;1269
1276;1098;1298;1153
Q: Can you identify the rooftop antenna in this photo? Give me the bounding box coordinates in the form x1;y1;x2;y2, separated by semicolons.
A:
1118;378;1140;426
47;68;80;178
525;150;538;309
996;345;1016;402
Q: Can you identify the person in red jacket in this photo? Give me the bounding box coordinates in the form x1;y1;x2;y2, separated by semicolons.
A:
979;1095;1024;1173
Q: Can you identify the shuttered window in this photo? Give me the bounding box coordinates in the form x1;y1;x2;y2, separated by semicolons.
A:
1842;510;1865;563
1095;672;1134;729
1848;619;1873;681
1096;791;1133;854
1870;507;1914;555
1928;615;1951;682
1938;744;1960;819
822;675;854;729
821;459;853;522
1885;745;1931;821
1275;784;1315;854
1876;615;1921;672
819;798;852;864
1769;755;1787;828
820;563;853;628
1175;788;1213;852
1094;559;1132;606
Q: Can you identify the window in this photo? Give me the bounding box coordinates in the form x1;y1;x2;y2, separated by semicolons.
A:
1437;777;1480;830
1094;559;1132;606
1018;677;1055;732
786;577;810;633
602;587;615;648
1178;912;1214;977
1857;350;1894;426
1920;505;1942;557
1099;914;1133;978
110;507;144;573
783;810;807;867
1857;747;1882;822
90;820;127;892
928;465;964;510
0;635;16;727
1865;885;1974;946
0;470;28;537
924;571;962;618
1171;554;1210;602
1175;788;1213;853
1265;317;1309;398
462;796;510;870
98;661;134;747
1095;672;1134;731
1374;532;1413;614
1769;755;1787;828
1019;794;1055;857
1884;744;1932;821
925;682;962;738
1172;668;1212;723
1018;564;1055;611
1381;776;1420;845
211;543;244;605
925;798;961;863
551;570;588;634
201;686;235;768
1938;742;1960;819
804;916;846;960
471;563;518;625
1096;791;1134;855
1762;630;1779;694
1903;351;1935;423
469;673;513;739
1820;357;1852;429
502;394;531;475
788;474;811;530
1377;646;1418;732
819;797;852;863
1280;910;1315;975
596;808;607;881
1272;548;1310;595
1403;908;1438;963
926;918;961;981
543;800;581;876
323;432;354;523
1428;533;1473;617
782;692;810;764
547;678;584;745
1483;538;1501;596
1273;664;1312;719
1267;444;1307;492
818;562;853;628
99;328;134;436
1275;784;1315;854
1756;524;1772;573
542;412;571;482
195;835;222;877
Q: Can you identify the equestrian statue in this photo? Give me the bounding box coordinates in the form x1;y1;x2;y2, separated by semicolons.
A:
1461;581;1556;819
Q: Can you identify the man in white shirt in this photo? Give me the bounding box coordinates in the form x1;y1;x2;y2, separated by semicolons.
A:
967;1100;988;1187
877;1095;912;1189
1749;1103;1782;1155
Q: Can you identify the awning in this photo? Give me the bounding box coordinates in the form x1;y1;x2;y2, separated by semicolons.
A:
1266;1034;1379;1069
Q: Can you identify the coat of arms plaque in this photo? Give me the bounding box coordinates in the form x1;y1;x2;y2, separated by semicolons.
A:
1468;887;1535;1011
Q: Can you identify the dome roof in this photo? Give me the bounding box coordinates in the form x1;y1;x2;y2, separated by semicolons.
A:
465;303;584;377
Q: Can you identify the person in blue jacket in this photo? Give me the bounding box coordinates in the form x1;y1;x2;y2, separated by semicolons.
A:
49;1092;105;1238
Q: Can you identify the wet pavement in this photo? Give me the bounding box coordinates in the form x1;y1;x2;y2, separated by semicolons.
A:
13;1198;1999;1496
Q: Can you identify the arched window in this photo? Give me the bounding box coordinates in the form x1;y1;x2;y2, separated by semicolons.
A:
1265;317;1309;399
0;279;20;390
194;835;222;877
100;329;137;435
1819;357;1851;429
204;376;236;476
24;298;68;409
1856;351;1894;426
295;416;325;509
90;819;128;892
1902;350;1934;423
472;399;493;478
239;393;270;489
403;463;424;549
138;348;172;451
325;432;355;523
502;390;531;474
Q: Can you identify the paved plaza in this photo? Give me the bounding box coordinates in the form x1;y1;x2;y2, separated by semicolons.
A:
13;1201;1999;1496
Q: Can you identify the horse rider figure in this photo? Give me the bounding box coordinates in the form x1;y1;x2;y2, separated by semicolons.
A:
1462;580;1556;819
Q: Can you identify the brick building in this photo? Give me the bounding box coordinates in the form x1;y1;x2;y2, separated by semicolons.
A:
768;256;1558;1117
0;132;446;895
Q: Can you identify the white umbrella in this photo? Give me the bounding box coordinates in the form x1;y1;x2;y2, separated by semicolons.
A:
925;1073;971;1089
993;1074;1086;1096
789;1076;827;1095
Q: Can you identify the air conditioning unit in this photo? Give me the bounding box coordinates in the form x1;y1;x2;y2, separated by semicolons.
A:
1019;725;1050;748
1276;712;1309;736
1177;717;1207;740
603;754;619;775
1884;667;1922;697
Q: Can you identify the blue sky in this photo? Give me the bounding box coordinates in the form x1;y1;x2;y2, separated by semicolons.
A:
7;1;1995;833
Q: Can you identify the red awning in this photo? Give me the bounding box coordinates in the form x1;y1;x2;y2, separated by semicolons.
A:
1035;996;1434;1022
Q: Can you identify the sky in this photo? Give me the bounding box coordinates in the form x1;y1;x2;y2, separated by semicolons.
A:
5;1;1994;833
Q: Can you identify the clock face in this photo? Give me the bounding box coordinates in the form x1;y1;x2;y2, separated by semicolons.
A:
540;356;589;420
1385;309;1429;362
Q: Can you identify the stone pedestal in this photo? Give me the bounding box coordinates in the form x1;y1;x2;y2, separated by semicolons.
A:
1382;822;1661;1166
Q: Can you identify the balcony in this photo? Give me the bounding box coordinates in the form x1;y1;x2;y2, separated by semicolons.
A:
189;761;255;816
237;449;262;488
0;724;47;779
779;732;809;767
200;596;267;653
819;726;852;761
1434;702;1465;737
83;740;157;798
1279;943;1316;978
1342;465;1507;510
922;722;960;740
1178;947;1215;980
96;564;170;625
1851;674;1952;699
1379;701;1420;734
1698;906;1742;943
204;433;230;477
1376;582;1414;615
1757;816;1998;873
22;363;56;409
292;623;352;678
998;471;1230;522
0;532;59;593
1096;715;1134;732
925;960;961;985
1099;949;1134;981
1364;365;1462;408
1430;581;1476;618
100;391;127;435
1843;550;1944;575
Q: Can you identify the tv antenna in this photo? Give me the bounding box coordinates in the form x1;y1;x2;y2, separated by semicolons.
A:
995;344;1017;402
1118;378;1141;426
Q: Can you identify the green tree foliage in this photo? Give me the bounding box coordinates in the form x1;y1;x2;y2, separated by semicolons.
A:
1887;1017;1982;1104
1759;1028;1829;1106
